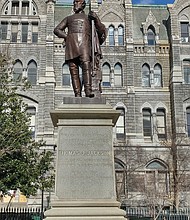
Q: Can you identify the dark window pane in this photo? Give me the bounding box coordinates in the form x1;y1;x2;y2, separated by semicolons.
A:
181;22;189;42
1;22;8;40
22;2;29;15
109;26;115;46
157;109;166;139
11;23;18;42
143;109;152;137
28;61;37;85
62;64;71;86
32;23;38;43
11;1;19;15
22;23;28;43
142;64;150;87
147;28;155;45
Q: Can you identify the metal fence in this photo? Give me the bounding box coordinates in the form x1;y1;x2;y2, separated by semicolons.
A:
0;207;43;220
125;207;190;220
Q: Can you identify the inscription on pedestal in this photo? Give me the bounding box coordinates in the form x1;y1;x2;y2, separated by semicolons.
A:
56;126;116;200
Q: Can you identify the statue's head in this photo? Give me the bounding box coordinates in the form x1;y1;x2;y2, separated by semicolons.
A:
73;0;86;13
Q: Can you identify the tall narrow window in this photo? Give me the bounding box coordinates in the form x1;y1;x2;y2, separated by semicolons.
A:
118;25;124;46
11;23;18;42
183;60;190;84
181;22;189;43
22;23;28;43
142;64;150;87
116;107;125;139
13;60;23;82
11;1;19;15
62;63;71;86
0;22;8;41
102;63;111;87
109;26;115;46
147;27;155;45
27;106;36;139
156;108;166;139
32;23;38;43
187;107;190;137
22;1;29;15
114;63;122;86
143;108;152;138
154;64;162;87
28;60;37;85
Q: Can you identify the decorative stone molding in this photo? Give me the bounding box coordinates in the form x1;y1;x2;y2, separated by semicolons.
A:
142;10;160;44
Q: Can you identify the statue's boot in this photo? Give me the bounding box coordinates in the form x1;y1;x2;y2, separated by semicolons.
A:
69;62;82;97
82;61;94;98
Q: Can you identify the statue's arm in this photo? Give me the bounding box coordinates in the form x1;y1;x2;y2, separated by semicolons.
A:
54;18;68;40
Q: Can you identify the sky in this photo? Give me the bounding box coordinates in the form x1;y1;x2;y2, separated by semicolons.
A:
58;0;175;5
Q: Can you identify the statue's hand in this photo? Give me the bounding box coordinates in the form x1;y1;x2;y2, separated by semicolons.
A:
88;11;98;21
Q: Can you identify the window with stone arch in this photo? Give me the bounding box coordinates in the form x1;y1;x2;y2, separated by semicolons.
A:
142;63;150;87
186;107;190;137
154;63;162;87
118;25;124;46
147;25;156;45
27;60;37;85
114;63;122;86
180;15;189;43
13;60;23;82
102;62;111;87
145;159;169;197
2;0;38;16
1;0;39;43
114;159;126;200
62;63;71;86
108;25;115;46
183;60;190;84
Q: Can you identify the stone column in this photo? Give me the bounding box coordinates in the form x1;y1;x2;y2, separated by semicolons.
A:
44;97;126;220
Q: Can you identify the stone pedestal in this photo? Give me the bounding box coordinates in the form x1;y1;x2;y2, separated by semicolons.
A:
44;97;126;219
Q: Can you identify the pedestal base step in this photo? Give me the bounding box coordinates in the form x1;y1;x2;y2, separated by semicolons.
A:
44;200;126;220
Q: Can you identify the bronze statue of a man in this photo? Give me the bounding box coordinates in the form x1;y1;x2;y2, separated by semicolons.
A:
54;0;106;97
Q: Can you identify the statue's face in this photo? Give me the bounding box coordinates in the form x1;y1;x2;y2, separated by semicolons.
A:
73;0;84;13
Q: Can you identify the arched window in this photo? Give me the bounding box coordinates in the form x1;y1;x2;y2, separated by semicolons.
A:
143;108;152;138
3;0;38;16
187;107;190;137
102;63;111;87
115;107;125;139
108;25;115;46
142;64;150;87
156;108;166;139
26;106;36;139
115;160;125;200
2;0;39;43
118;25;124;46
183;60;190;84
62;63;71;86
114;63;122;86
147;26;156;45
154;64;162;87
27;60;37;85
13;60;23;82
145;160;169;196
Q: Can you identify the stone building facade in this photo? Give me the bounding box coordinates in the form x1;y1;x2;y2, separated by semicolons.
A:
0;0;190;209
